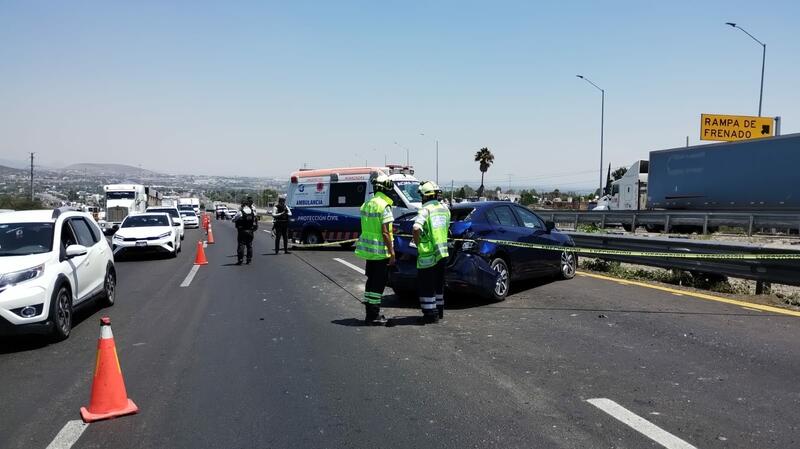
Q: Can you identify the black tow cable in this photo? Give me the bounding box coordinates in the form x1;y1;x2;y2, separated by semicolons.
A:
291;252;363;304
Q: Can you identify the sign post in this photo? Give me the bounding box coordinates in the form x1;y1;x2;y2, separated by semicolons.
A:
700;114;775;142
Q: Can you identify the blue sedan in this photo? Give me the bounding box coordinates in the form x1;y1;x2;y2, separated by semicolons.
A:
389;202;577;301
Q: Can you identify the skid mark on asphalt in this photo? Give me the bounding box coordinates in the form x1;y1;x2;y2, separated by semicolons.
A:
587;398;697;449
579;271;800;317
45;420;88;449
180;265;200;287
333;257;365;275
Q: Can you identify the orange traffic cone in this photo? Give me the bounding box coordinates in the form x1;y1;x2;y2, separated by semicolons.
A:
194;240;209;265
80;317;138;423
207;226;215;244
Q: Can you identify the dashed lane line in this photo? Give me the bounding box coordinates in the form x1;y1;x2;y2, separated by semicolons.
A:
180;265;200;287
587;398;697;449
578;271;800;317
333;257;365;275
45;420;89;449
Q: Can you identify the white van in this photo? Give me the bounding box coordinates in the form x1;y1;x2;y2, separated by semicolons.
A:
286;166;421;245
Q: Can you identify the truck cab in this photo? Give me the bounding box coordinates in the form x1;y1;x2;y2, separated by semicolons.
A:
594;161;649;211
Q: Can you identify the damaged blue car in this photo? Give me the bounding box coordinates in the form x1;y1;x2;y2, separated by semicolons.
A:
388;201;577;301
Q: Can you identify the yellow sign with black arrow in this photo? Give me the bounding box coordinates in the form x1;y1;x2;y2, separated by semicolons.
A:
700;113;774;142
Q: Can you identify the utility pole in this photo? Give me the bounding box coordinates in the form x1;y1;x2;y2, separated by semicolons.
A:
29;152;35;202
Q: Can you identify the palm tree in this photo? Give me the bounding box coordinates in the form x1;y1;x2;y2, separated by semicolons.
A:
474;147;495;197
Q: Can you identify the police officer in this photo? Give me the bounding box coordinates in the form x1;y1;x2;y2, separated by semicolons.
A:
271;196;291;254
233;196;258;265
413;181;450;323
354;174;395;326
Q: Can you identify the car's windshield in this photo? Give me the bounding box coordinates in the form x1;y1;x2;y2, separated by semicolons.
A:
106;191;135;200
148;208;179;218
395;181;421;204
122;215;170;227
0;222;54;256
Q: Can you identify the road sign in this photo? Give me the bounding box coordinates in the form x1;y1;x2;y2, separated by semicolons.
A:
700;114;775;142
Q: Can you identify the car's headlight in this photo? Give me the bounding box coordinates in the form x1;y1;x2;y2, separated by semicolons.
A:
157;232;172;238
113;234;124;241
0;264;45;291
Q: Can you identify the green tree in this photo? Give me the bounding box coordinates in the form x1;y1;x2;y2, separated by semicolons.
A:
519;190;538;206
473;147;495;197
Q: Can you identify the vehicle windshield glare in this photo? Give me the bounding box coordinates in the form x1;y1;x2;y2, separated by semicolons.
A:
395;181;421;203
0;223;55;256
106;191;135;200
122;215;170;228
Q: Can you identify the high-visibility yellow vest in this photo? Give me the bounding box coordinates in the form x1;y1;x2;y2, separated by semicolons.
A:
417;200;450;269
355;192;393;260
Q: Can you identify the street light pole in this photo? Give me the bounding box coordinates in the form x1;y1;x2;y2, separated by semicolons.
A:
576;75;605;197
726;22;766;116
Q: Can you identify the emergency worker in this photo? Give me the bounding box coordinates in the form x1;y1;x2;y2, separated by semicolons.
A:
233;196;258;265
272;196;291;254
413;181;450;323
354;174;395;326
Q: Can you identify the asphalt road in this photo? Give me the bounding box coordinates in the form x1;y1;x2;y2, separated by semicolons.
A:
1;222;798;449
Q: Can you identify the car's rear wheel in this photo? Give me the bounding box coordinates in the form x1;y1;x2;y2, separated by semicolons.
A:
490;257;510;301
559;251;577;280
50;284;73;341
100;267;116;307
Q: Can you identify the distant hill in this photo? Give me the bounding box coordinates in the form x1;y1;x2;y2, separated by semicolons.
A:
62;163;161;177
0;164;26;175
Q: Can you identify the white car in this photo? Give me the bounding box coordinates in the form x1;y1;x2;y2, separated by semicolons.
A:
112;213;182;257
0;208;116;341
179;210;200;229
225;208;237;219
145;206;184;240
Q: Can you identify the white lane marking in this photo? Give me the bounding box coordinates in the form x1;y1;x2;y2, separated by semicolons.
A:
46;420;89;449
587;398;697;449
333;258;365;275
203;241;208;248
180;265;201;287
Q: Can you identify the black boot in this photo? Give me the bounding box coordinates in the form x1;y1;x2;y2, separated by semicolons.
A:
235;260;243;266
364;304;376;325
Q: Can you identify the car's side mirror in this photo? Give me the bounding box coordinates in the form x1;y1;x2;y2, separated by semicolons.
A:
65;244;88;258
545;221;556;232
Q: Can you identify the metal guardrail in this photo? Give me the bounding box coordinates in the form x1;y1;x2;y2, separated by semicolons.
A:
564;231;800;287
540;210;800;236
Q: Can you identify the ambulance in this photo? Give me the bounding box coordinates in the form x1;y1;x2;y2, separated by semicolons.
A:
286;166;422;245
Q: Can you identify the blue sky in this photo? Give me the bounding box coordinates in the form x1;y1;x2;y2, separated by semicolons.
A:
1;0;798;190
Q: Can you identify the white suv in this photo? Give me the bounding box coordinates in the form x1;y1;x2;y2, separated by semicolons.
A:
0;208;116;341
